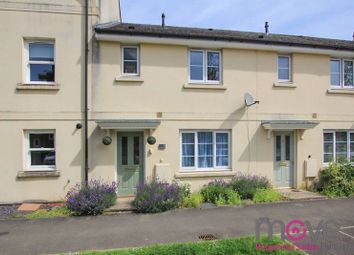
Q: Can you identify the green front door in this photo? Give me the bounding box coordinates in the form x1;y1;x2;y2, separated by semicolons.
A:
117;132;144;196
273;132;294;187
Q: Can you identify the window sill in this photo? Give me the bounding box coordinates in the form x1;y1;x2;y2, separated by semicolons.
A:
183;84;226;90
17;83;60;90
273;81;297;88
175;170;235;179
17;170;60;178
115;76;144;84
327;88;354;95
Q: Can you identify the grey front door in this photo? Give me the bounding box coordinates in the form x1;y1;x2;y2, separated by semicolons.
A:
117;132;144;196
273;132;294;187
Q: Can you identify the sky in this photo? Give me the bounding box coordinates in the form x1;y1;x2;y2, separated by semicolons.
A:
120;0;354;41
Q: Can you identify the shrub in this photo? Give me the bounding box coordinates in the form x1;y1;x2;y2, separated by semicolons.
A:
317;160;354;197
200;180;241;206
181;193;203;208
66;180;117;216
230;173;271;199
253;188;283;203
133;181;183;213
25;206;71;219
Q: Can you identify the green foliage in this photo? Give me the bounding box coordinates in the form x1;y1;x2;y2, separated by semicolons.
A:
200;180;241;206
24;206;71;219
181;193;203;208
317;160;354;197
229;174;271;200
81;236;304;255
253;189;283;203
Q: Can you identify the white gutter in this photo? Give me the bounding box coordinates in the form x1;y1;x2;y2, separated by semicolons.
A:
95;33;354;57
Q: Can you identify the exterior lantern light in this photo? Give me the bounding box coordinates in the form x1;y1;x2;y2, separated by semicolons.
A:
102;136;112;145
147;136;156;145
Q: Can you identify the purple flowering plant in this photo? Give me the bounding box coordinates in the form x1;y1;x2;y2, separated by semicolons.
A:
133;180;183;213
66;179;117;216
230;172;271;199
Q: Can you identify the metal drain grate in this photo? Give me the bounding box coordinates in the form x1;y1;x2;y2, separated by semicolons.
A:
198;234;218;241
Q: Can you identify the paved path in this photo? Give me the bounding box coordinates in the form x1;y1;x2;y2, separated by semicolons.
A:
0;198;353;255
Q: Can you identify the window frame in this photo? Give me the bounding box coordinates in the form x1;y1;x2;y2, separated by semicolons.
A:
188;49;222;84
121;46;140;76
24;130;56;171
180;130;231;171
277;55;292;82
25;40;56;85
323;130;354;164
330;58;354;89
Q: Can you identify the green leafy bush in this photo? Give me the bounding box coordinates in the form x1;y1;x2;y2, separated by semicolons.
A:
200;180;241;206
230;173;271;200
253;188;283;203
317;160;354;197
181;193;203;208
25;206;71;219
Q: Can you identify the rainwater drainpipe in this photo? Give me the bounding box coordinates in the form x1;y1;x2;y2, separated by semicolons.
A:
84;0;89;185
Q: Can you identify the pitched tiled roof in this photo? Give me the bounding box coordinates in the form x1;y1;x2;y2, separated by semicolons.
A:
95;22;354;51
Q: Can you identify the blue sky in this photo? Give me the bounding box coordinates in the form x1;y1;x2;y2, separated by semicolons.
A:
120;0;354;40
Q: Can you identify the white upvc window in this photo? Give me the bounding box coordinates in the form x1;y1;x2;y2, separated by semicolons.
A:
180;130;230;170
189;49;221;84
25;130;56;171
278;55;291;81
323;130;354;164
25;41;55;84
121;46;139;75
330;58;354;88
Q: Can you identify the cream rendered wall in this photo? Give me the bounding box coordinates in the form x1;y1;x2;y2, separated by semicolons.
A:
93;41;354;190
0;1;100;203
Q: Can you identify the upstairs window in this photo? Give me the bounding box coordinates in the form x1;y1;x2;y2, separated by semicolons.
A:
26;41;55;83
189;50;221;83
331;59;354;88
278;55;291;81
122;46;139;75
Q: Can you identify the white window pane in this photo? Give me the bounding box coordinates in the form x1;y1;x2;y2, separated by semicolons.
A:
324;133;334;142
29;43;54;61
278;69;289;80
330;60;341;86
190;66;203;80
350;133;354;162
123;48;137;61
207;67;219;81
344;60;353;86
190;51;203;66
197;132;213;168
216;133;229;167
30;133;54;148
182;133;195;168
182;157;195;167
335;132;347;160
123;61;137;74
207;52;219;67
278;56;289;68
30;64;55;82
31;151;55;166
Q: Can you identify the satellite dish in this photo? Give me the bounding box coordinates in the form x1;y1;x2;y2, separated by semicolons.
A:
244;92;259;107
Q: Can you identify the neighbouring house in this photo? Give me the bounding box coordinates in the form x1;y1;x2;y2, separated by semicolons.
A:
1;0;353;203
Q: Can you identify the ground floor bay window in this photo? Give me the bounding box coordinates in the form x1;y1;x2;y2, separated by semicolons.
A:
323;131;354;163
180;130;230;170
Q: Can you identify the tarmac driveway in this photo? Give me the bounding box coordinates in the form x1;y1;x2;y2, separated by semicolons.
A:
0;198;353;255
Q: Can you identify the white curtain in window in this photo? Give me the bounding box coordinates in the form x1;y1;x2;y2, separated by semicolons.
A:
216;133;229;167
198;132;213;168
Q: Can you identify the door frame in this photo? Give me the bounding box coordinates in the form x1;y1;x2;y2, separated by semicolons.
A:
115;131;146;197
273;131;296;188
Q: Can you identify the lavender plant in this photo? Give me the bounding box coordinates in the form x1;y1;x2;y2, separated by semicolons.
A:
66;179;117;216
133;181;183;213
230;172;271;199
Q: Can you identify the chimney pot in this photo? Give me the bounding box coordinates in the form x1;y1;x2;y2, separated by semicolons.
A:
265;21;269;35
162;13;165;27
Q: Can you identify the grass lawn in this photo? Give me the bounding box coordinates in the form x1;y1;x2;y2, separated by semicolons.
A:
80;236;304;255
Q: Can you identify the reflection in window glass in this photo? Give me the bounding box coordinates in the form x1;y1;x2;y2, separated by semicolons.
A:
285;136;290;160
330;60;341;86
121;136;128;165
276;136;281;161
134;136;140;165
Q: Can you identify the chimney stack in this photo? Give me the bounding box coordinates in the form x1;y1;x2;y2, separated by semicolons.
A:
162;13;166;27
265;21;269;35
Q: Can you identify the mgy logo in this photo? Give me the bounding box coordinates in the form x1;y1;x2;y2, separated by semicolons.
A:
255;217;339;242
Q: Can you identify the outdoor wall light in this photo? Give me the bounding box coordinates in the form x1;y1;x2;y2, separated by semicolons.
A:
147;136;156;145
102;136;112;145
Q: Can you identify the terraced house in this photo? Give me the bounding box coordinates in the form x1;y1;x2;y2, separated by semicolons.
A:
1;0;354;203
